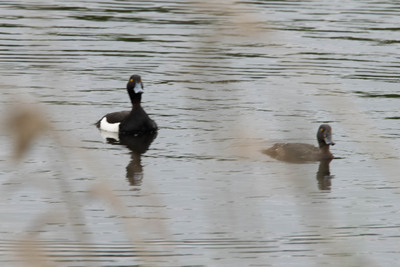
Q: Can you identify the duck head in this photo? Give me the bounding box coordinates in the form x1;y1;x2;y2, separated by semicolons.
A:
317;124;335;148
127;74;144;104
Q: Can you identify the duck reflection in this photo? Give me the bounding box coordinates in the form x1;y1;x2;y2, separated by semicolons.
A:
316;159;334;190
100;131;157;186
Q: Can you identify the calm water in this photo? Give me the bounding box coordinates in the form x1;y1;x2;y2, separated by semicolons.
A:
0;1;399;266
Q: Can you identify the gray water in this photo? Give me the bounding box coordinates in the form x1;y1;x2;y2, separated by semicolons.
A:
0;1;400;266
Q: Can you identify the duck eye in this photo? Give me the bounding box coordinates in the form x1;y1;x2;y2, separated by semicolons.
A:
320;128;324;132
130;79;133;82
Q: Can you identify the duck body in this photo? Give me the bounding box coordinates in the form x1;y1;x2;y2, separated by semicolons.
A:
96;75;158;135
263;124;335;163
96;107;157;135
263;142;333;163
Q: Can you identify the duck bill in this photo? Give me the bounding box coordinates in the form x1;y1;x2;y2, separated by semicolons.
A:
134;82;144;94
324;134;335;146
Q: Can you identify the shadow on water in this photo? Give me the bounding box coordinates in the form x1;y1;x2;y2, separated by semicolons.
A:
316;159;334;191
99;131;157;186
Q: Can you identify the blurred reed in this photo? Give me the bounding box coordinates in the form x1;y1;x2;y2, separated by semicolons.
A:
2;99;172;266
189;1;391;267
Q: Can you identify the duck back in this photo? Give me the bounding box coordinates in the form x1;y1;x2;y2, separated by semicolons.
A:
96;111;130;127
263;143;324;163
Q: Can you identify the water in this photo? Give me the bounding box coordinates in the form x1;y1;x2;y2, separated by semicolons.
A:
0;1;399;266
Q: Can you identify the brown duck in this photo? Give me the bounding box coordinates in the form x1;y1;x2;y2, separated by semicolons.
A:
263;124;335;163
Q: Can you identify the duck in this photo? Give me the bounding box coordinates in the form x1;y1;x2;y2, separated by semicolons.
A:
262;124;335;163
96;75;158;135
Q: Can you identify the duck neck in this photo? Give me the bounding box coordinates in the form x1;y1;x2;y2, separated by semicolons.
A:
319;145;330;153
128;92;142;108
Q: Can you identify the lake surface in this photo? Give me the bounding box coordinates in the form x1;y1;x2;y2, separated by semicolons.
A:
0;1;399;266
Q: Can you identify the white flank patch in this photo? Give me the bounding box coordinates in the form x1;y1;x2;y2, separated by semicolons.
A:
99;117;120;132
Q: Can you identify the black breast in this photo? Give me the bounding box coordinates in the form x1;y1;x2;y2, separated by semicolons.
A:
119;107;158;135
